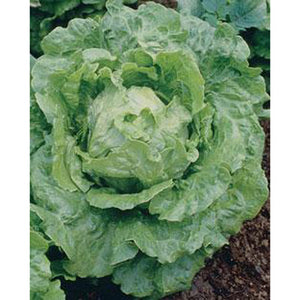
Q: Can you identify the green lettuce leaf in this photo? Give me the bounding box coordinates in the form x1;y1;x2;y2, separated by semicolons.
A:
30;0;137;57
30;55;50;155
30;230;65;300
177;0;269;31
30;0;41;8
177;0;270;92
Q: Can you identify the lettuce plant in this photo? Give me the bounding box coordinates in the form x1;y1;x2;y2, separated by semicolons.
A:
30;0;137;57
177;0;270;91
177;0;270;30
30;0;269;298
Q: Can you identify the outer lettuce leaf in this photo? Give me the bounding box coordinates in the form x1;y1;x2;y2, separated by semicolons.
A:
177;0;269;31
30;55;50;155
30;0;137;57
113;252;206;299
228;0;269;30
149;165;232;222
40;18;104;55
177;0;270;92
30;1;269;299
30;230;65;300
30;85;48;154
87;179;174;210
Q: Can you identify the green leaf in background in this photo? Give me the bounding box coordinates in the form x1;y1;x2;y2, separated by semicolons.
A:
30;0;137;57
177;0;269;31
177;0;270;93
228;0;268;30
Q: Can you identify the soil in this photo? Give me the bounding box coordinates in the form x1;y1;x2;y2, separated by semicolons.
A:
60;1;270;299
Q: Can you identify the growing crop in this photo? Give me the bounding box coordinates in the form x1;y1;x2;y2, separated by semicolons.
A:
177;0;270;91
30;0;137;57
30;0;269;299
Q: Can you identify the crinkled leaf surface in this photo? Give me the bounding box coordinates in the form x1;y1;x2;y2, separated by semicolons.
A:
30;1;269;299
177;0;270;87
30;55;50;155
177;0;269;31
30;0;137;57
30;230;65;300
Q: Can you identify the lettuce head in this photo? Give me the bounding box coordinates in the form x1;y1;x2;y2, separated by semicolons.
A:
30;0;269;298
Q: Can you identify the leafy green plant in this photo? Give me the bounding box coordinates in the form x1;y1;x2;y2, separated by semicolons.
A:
30;0;269;298
30;0;137;57
177;0;270;92
177;0;269;30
